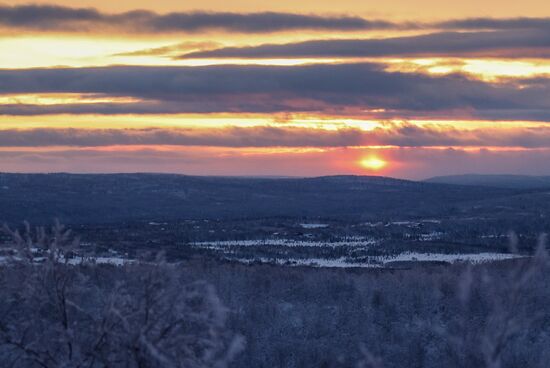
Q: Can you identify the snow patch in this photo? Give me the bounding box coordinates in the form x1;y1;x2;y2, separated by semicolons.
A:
192;238;378;249
227;252;525;269
299;223;329;229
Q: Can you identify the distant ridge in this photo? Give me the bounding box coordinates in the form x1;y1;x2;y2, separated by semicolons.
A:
0;172;513;224
425;174;550;189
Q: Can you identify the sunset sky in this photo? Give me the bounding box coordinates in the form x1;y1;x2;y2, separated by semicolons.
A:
2;1;550;178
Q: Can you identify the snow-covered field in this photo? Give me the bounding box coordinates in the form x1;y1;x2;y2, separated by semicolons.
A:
1;237;526;269
231;252;525;268
66;256;130;266
236;257;382;268
379;252;524;264
0;248;130;266
191;238;525;268
192;238;379;249
300;223;329;229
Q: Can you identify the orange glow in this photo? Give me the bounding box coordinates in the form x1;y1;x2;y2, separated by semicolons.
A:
6;113;549;132
3;2;550;178
383;58;550;80
359;156;388;171
0;93;141;105
5;34;550;82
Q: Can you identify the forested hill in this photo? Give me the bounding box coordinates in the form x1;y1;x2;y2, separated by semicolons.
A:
425;174;550;189
0;173;527;224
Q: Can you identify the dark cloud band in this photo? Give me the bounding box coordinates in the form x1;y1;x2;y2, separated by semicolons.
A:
2;125;550;149
1;64;549;120
181;29;550;59
0;4;402;33
2;5;550;35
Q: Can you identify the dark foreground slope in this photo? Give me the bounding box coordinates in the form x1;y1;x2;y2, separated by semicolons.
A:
0;173;526;225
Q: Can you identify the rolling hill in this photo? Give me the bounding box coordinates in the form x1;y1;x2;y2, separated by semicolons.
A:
425;174;550;189
0;173;521;224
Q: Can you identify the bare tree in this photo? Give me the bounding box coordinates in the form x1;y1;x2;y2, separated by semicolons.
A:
357;345;384;368
439;234;548;368
355;234;549;368
0;222;244;368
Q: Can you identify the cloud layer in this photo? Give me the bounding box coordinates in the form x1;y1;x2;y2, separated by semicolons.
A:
3;124;550;149
1;64;549;120
0;4;402;33
2;4;550;35
181;29;550;59
3;4;550;176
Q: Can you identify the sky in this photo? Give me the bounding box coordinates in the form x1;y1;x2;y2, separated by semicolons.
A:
2;2;550;178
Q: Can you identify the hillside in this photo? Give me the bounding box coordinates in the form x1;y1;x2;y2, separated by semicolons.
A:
0;173;518;224
425;174;550;189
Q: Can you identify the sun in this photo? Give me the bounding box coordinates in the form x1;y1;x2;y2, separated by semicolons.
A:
359;156;387;171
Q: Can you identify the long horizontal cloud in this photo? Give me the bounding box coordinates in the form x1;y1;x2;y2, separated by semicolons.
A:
4;5;550;35
0;4;402;33
0;127;363;148
437;18;550;31
3;125;550;148
115;42;222;57
1;64;550;120
181;29;550;59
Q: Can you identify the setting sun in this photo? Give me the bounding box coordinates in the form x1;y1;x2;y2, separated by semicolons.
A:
359;157;387;171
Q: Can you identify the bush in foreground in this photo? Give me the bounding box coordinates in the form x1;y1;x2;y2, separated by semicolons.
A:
0;222;244;368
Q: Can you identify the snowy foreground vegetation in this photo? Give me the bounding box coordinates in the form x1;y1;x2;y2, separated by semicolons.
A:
0;223;244;368
1;223;550;367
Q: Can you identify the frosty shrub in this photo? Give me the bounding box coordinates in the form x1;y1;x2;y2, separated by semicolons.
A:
0;222;244;368
357;234;549;368
439;235;548;368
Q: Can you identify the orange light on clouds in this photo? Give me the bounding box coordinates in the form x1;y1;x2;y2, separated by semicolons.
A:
0;93;141;105
359;156;388;171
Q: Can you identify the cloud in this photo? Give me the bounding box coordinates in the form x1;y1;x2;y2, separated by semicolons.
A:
1;64;550;120
0;127;364;148
0;4;404;34
437;17;550;31
4;4;550;37
181;29;550;59
3;124;550;149
114;42;222;58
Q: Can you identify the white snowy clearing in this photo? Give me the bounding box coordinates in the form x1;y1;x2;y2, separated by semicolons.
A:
229;252;525;268
192;238;379;249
